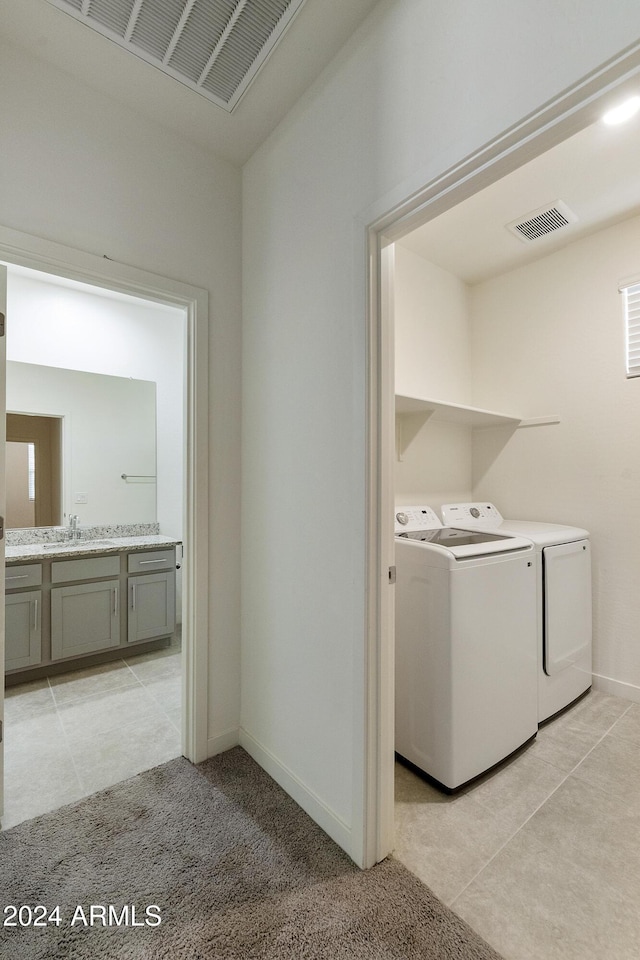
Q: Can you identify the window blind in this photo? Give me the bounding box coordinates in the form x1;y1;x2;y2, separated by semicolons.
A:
27;443;36;502
623;281;640;378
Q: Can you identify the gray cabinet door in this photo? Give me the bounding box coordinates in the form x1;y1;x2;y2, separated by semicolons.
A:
128;571;176;644
51;580;120;660
6;590;42;670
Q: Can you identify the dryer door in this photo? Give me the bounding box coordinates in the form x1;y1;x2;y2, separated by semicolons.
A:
543;540;592;675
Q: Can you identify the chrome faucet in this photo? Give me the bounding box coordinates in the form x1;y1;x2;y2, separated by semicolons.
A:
68;514;81;541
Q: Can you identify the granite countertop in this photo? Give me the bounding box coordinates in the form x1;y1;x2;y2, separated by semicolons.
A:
6;535;181;564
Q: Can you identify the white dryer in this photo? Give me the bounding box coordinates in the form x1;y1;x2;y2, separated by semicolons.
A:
441;503;592;723
394;505;538;791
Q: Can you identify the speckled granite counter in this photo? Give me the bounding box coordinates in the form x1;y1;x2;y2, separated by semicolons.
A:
6;534;181;564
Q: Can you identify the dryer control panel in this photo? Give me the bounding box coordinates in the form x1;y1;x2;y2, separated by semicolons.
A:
441;502;504;527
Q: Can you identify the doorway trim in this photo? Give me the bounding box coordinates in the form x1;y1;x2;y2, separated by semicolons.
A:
364;42;640;866
0;223;210;764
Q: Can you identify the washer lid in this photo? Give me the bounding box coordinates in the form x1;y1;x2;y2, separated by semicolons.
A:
398;527;511;547
396;526;533;558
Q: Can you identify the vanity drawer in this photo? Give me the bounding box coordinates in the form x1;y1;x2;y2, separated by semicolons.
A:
52;555;120;584
5;563;43;590
128;548;175;574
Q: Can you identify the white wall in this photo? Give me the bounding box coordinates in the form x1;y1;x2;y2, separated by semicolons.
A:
394;244;473;506
471;213;640;699
6;271;183;539
0;38;242;750
394;245;471;403
242;0;640;864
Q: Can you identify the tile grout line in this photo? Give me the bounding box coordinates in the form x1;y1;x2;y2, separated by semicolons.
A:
47;660;147;709
49;662;181;795
138;670;183;731
49;676;87;796
4;653;182;828
47;660;166;795
449;702;636;908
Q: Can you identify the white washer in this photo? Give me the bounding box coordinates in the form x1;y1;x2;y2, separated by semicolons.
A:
441;503;592;723
394;505;538;791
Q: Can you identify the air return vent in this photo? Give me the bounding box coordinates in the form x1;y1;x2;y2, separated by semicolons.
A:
507;200;578;243
44;0;307;112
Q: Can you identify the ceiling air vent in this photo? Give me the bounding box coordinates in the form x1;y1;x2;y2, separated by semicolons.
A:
44;0;308;112
506;200;578;244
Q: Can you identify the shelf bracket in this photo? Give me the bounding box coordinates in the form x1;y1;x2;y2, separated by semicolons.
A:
517;416;561;428
396;411;433;460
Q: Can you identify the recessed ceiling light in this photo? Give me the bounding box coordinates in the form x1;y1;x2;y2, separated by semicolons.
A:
602;96;640;126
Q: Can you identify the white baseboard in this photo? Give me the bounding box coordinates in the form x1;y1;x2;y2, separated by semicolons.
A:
207;728;240;757
592;673;640;704
238;729;352;858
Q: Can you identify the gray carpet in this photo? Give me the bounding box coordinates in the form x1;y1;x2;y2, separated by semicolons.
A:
0;747;503;959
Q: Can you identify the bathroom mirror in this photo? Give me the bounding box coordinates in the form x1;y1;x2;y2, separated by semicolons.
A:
6;361;156;528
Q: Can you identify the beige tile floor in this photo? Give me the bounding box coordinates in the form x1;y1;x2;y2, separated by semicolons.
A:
1;634;182;830
394;690;640;960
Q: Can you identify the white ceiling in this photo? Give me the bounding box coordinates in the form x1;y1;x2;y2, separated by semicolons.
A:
0;0;378;166
4;1;640;253
399;108;640;285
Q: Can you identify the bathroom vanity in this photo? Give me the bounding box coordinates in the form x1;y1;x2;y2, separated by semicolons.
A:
5;531;180;682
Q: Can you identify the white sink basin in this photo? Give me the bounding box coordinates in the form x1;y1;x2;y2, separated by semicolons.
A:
42;539;115;551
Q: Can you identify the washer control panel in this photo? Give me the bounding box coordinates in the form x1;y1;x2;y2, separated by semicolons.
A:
441;502;504;527
395;505;442;533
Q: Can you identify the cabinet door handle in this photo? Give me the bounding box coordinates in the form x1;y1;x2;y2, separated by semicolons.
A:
33;598;39;631
131;584;136;610
114;586;119;617
139;558;167;565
